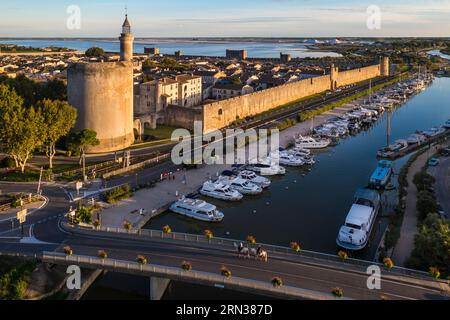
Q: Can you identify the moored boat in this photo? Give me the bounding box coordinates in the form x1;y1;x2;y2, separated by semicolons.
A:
169;198;224;222
369;160;393;188
200;181;243;201
246;161;286;176
336;189;381;251
217;176;263;195
295;135;331;149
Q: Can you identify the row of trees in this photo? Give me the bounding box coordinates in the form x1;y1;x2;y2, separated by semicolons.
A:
0;84;77;171
407;171;450;275
0;74;67;106
0;78;101;173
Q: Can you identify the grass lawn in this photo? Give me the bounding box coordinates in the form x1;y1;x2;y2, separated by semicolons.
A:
0;170;41;182
144;125;181;141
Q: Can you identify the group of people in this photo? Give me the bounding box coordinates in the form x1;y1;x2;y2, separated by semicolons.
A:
160;169;188;185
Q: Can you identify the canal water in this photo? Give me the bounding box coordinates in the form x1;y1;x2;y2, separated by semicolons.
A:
84;77;450;300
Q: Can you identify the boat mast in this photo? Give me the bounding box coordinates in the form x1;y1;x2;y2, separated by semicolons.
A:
386;109;391;147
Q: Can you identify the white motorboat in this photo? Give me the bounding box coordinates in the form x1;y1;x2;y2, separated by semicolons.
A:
422;127;444;138
170;198;224;222
443;119;450;129
296;135;331;149
237;170;271;188
290;147;311;157
286;150;315;165
246;161;286;176
200;181;243;201
336;189;381;251
407;133;427;145
217;176;263;195
269;151;304;167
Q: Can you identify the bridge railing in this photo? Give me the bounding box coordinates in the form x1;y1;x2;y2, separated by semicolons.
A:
41;251;341;300
81;224;433;280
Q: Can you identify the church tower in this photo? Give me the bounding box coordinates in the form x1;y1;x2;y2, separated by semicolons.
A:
119;14;134;62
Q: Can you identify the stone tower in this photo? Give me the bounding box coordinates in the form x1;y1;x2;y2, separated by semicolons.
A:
330;64;339;91
120;14;134;62
67;16;135;153
381;56;390;77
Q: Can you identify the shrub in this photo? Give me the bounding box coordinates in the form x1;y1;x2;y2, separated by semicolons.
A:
290;242;301;252
63;246;73;256
417;190;438;221
123;221;132;231
383;258;394;270
181;261;192;271
271;277;283;287
246;235;256;245
74;206;93;224
332;287;344;298
163;225;172;234
104;184;132;204
11;198;23;208
0;157;16;169
137;255;148;265
204;230;213;240
98;250;107;259
0;256;36;300
413;172;435;192
338;251;349;260
429;267;441;280
221;267;232;278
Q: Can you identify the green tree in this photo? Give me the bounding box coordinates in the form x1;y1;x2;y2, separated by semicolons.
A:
0;84;44;173
66;129;100;160
408;213;450;274
37;99;77;169
416;190;438;221
413;172;435;192
40;79;67;101
85;47;105;58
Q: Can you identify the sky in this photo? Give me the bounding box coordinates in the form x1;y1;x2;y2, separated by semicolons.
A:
1;0;450;37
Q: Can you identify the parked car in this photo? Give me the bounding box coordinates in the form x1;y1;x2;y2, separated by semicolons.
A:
428;158;440;167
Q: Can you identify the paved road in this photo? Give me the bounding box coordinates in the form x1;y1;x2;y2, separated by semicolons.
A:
429;155;450;219
11;223;450;300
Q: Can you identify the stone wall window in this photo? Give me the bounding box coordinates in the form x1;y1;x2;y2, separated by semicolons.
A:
218;109;223;116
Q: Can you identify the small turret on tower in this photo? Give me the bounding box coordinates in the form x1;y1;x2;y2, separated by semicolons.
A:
119;14;134;62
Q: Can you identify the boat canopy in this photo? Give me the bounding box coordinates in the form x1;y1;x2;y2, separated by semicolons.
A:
370;166;390;182
354;189;381;204
345;204;373;228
